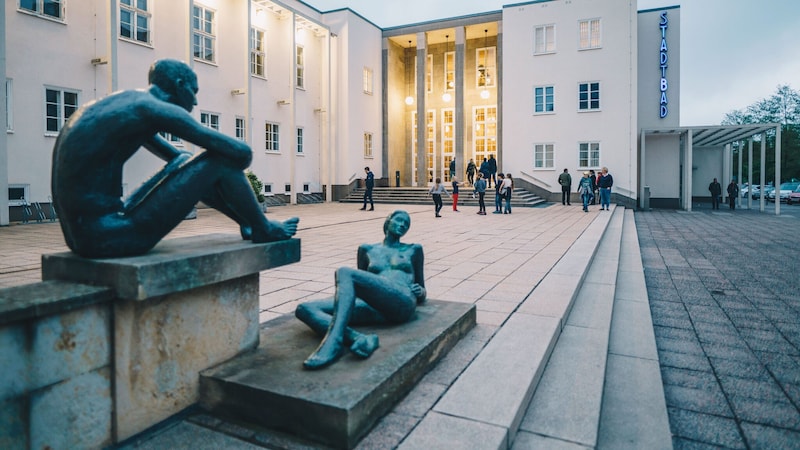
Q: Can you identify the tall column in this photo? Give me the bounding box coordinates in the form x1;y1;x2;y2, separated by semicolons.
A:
685;130;693;212
760;134;766;212
747;139;753;209
737;141;743;208
415;32;427;187
775;125;782;215
640;130;646;209
454;27;465;180
0;0;7;225
723;143;731;205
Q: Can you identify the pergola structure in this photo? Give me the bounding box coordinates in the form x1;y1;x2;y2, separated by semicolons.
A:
640;123;782;213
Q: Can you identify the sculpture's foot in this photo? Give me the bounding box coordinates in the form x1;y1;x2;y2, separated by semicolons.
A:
303;338;345;370
240;225;252;240
252;217;300;243
350;334;379;359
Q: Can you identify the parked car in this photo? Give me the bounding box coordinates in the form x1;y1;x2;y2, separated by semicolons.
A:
767;182;800;202
787;186;800;205
745;184;760;198
753;185;772;200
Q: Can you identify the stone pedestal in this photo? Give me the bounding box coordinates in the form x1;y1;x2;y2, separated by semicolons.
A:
200;299;475;449
41;234;300;442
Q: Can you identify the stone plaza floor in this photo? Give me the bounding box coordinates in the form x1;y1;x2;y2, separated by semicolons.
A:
2;201;799;448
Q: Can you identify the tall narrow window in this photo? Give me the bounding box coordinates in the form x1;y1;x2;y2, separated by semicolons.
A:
534;24;555;54
473;106;497;165
578;82;600;111
265;122;279;152
120;0;150;44
192;5;215;62
534;86;555;114
235;117;246;141
579;142;600;168
19;0;64;20
579;18;601;50
296;46;305;89
444;52;454;93
250;28;265;77
45;88;78;133
5;79;13;132
477;47;496;88
442;109;454;182
200;112;219;130
296;127;304;154
363;132;373;158
534;143;554;168
425;55;433;94
363;67;373;95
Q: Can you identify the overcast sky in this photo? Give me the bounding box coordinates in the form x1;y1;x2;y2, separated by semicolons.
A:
302;0;800;126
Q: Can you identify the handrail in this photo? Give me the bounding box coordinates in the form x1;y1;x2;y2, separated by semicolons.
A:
519;170;552;189
348;172;358;183
614;187;635;197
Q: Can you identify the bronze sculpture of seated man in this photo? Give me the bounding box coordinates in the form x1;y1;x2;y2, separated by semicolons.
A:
51;59;298;258
295;210;426;369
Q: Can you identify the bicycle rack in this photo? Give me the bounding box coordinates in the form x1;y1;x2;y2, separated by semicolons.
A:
21;201;32;224
32;202;46;223
48;196;58;221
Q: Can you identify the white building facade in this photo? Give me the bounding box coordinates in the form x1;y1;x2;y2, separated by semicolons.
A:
1;0;682;225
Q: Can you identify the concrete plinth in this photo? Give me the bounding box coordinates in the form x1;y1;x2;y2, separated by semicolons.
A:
38;234;301;442
200;300;476;449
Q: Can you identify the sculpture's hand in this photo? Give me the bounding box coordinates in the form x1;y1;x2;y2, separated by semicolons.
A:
411;283;427;303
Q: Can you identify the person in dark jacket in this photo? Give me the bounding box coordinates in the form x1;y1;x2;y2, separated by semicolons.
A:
708;178;722;210
487;154;498;188
598;167;613;210
558;168;572;205
727;180;739;210
466;158;477;185
479;158;490;187
360;166;374;211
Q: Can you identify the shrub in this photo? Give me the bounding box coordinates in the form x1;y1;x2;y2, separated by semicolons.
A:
246;171;265;203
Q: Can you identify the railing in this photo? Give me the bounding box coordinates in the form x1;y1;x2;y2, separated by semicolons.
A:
519;170;552;189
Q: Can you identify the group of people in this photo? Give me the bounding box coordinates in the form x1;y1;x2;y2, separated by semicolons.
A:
463;155;497;188
427;170;514;217
558;167;614;212
708;177;739;210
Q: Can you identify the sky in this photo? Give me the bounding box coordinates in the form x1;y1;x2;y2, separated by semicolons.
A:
302;0;800;126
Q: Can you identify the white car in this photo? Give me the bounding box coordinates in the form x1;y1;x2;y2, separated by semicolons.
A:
767;182;800;202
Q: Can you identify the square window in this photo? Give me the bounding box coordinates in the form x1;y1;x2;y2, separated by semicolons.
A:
265;122;279;152
534;86;554;113
579;142;600;168
579;18;601;50
578;82;600;111
534;24;555;54
120;0;150;44
534;143;554;169
45;87;79;133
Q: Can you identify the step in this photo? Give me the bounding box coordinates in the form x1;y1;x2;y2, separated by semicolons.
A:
514;207;624;447
399;206;618;449
596;209;671;449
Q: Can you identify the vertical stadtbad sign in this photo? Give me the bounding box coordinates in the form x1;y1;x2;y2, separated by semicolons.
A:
659;11;669;118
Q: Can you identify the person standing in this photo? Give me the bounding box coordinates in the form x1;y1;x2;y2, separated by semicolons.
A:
474;173;487;215
493;173;505;214
578;171;593;212
488;154;498;188
449;158;456;180
466;158;477;186
727;179;739;210
360;166;375;211
558;168;572;205
479;158;490;187
503;174;514;214
429;178;449;217
589;169;598;205
708;178;722;210
598;167;613;211
451;176;462;212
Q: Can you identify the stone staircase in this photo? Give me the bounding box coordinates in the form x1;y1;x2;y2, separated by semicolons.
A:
399;207;672;449
340;187;546;208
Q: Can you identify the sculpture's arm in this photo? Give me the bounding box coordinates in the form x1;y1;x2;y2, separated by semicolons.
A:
142;134;187;162
411;244;426;303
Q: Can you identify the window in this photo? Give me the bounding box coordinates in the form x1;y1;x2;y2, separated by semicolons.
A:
19;0;63;20
200;112;219;130
120;0;150;44
250;28;265;77
534;143;554;169
473;106;497;165
579;142;600;168
303;183;310;193
235;117;246;141
284;184;291;193
296;46;304;89
158;132;182;144
363;67;373;95
444;52;454;92
5;79;12;132
265;122;279;152
534;86;554;113
8;184;30;206
579;18;601;50
477;47;496;88
192;5;215;63
363;132;373;158
296;127;304;154
264;184;273;195
579;82;600;111
45;88;78;133
534;24;555;54
442;109;454;182
425;55;433;93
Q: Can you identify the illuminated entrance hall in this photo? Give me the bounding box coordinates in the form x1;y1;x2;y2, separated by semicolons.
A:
385;18;500;186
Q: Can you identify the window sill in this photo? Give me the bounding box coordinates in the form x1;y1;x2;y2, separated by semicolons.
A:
193;58;218;67
577;109;602;113
533;111;556;116
119;37;154;49
533;51;556;56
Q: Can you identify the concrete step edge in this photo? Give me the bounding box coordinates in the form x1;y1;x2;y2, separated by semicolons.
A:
401;206;619;449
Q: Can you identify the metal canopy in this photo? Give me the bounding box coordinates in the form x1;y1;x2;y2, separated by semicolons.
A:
643;123;779;147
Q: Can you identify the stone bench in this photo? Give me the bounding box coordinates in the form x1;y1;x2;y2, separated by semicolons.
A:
0;234;300;448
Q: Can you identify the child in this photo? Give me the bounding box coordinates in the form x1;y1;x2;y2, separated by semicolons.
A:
429;178;450;217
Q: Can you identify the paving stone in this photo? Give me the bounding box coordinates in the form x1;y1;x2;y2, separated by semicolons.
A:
657;336;706;356
672;436;733;450
740;422;800;450
667;407;745;449
356;413;420;450
658;350;713;372
663;385;733;417
661;367;719;390
654;325;698;341
708;357;770;380
727;395;800;429
700;342;760;363
718;375;787;401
